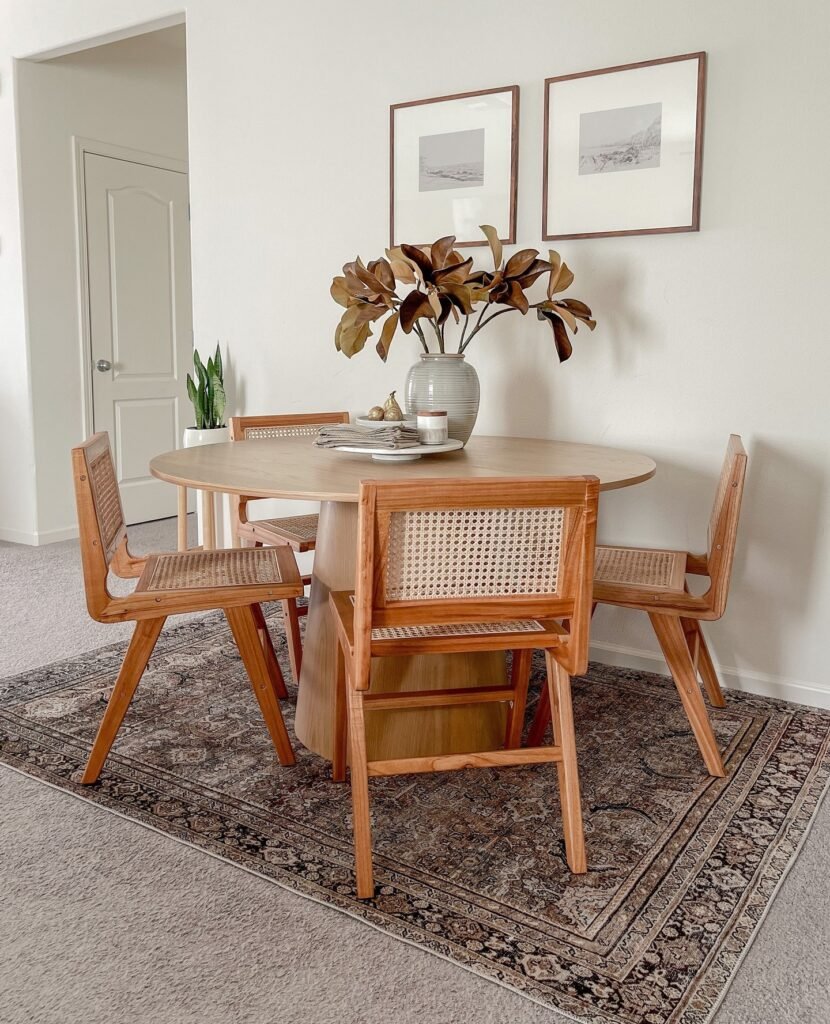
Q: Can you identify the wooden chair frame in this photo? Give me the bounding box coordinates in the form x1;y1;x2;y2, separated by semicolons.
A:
330;475;599;898
528;436;748;779
228;411;349;685
72;433;303;783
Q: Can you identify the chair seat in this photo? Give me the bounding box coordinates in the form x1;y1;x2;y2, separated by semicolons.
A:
136;546;300;595
595;545;687;592
329;590;564;655
238;513;319;552
372;619;547;641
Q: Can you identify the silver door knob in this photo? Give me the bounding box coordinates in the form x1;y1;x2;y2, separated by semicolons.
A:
96;359;112;372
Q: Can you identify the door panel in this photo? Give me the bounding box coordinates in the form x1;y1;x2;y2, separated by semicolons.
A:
85;152;192;525
109;187;176;378
114;398;179;522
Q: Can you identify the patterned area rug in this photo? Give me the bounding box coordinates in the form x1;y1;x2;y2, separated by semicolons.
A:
1;610;828;1024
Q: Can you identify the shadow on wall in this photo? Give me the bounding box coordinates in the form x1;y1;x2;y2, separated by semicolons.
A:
580;251;654;377
592;436;826;693
726;437;825;683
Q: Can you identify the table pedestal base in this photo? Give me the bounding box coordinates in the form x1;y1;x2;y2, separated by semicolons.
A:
293;500;508;762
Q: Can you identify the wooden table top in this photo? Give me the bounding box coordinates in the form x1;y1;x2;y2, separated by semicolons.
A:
149;435;656;502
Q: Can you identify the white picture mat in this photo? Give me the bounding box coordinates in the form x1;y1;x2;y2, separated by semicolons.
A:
546;59;700;236
393;91;514;244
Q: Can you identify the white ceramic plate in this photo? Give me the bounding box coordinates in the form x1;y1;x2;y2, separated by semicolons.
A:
331;438;463;461
354;415;417;430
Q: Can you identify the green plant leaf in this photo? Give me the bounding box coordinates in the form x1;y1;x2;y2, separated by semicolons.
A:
210;370;226;426
214;343;223;381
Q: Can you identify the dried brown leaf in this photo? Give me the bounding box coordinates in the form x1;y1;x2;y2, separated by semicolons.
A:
430;235;456;270
375;311;400;361
479;224;503;271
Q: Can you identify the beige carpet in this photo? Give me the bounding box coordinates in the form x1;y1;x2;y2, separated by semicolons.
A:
1;520;830;1023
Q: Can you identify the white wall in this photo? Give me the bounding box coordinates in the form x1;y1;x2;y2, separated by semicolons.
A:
1;0;829;706
14;24;188;542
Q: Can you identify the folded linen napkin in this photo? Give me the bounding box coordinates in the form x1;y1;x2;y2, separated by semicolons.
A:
314;423;422;450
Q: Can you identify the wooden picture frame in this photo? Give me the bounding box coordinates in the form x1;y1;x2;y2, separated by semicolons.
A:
390;85;519;248
542;53;706;240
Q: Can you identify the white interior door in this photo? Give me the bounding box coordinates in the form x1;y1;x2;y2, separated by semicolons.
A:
85;152;193;525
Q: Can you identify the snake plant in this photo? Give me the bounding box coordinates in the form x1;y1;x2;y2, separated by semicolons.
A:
186;344;226;429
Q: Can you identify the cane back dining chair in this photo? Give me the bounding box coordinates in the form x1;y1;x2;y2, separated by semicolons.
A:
329;475;599;898
72;433;303;783
528;435;748;779
228;412;350;686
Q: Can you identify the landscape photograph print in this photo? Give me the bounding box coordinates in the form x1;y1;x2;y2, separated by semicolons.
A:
578;101;662;175
419;128;485;191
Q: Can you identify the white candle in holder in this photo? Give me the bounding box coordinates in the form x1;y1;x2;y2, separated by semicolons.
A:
417;410;449;445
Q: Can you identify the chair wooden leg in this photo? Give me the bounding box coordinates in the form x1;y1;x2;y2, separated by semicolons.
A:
81;617;166;784
347;684;374;898
282;598;303;686
505;649;532;748
682;618;726;708
546;651;587;873
225;605;295;767
332;642;348;782
250;602;289;699
177;487;188;551
200;490;216;550
527;683;551;747
649;613;725;777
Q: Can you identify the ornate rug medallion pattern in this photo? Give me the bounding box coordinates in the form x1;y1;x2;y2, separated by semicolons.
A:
1;611;828;1023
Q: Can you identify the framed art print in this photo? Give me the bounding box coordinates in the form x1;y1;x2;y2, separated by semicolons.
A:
390;85;519;247
543;53;706;240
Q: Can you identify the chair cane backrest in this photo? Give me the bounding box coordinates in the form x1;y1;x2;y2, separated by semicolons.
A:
71;433;127;619
352;477;600;688
228;412;351;520
705;435;748;618
229;411;350;442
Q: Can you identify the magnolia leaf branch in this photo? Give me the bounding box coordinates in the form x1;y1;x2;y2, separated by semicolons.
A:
331;226;596;364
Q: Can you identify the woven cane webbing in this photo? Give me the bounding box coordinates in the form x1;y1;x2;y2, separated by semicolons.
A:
144;548;283;591
244;424;322;440
254;514;319;543
88;450;124;564
385;507;565;601
371;619;545;641
595;546;685;590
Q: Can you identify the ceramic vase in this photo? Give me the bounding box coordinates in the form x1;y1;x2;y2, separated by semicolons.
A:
404;353;480;444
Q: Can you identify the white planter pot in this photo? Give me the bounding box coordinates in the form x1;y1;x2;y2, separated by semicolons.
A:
183;426;229;448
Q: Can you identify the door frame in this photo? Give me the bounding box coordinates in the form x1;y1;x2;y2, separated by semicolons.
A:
72;136;189;437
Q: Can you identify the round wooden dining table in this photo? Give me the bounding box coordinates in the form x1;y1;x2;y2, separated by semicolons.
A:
150;435;656;762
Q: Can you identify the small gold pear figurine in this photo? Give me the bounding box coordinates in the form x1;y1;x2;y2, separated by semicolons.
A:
382;391;404;421
366;405;384;421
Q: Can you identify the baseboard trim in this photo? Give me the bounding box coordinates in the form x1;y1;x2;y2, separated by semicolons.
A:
0;525;78;546
590;640;830;710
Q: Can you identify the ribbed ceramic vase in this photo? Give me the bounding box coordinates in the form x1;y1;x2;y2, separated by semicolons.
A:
404;353;480;444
